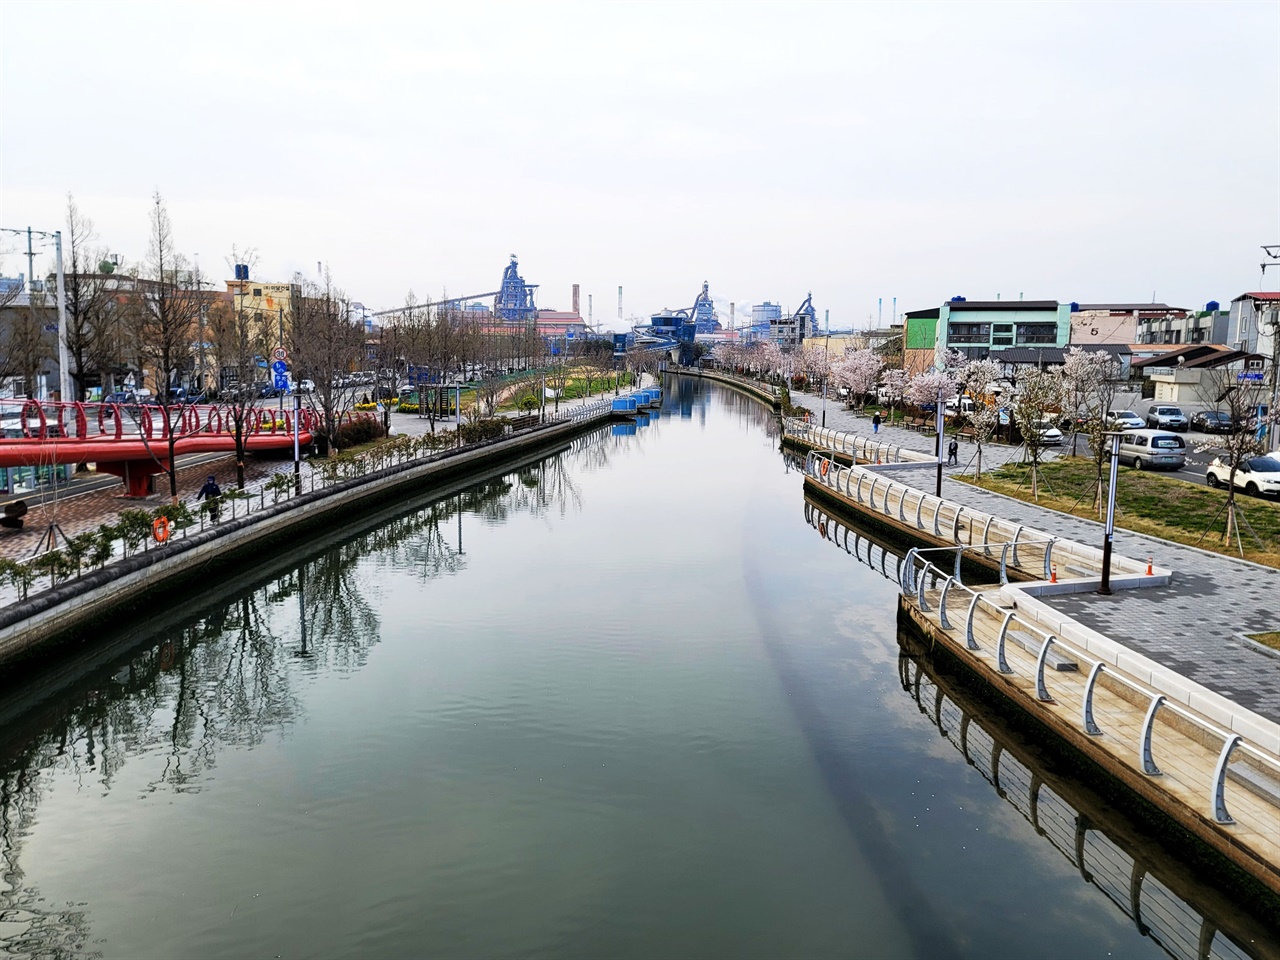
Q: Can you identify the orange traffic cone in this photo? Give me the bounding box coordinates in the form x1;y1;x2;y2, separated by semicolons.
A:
1146;557;1153;575
1050;564;1057;584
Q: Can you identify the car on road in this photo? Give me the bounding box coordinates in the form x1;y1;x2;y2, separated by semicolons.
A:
298;379;315;394
1118;429;1186;470
1105;410;1145;430
1205;456;1280;497
1033;418;1063;446
1190;410;1235;434
1146;404;1189;431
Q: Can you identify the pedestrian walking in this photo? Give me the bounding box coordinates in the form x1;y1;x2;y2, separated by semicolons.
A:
947;438;959;466
872;411;882;434
197;474;222;521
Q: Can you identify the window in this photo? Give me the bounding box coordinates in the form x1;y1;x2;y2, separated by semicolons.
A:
1153;437;1184;449
1248;357;1264;370
253;288;262;297
993;323;1013;334
1015;323;1058;345
947;323;991;344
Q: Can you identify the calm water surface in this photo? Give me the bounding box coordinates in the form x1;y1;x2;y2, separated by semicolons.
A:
0;380;1271;958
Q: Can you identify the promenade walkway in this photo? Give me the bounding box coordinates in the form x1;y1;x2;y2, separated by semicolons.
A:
0;386;628;565
800;393;1280;725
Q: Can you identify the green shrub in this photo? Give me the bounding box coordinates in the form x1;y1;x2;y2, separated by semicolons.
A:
0;557;36;600
335;417;386;448
116;509;155;554
459;419;506;444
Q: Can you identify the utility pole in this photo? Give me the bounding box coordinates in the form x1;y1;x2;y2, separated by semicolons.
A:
1098;432;1121;595
822;309;829;427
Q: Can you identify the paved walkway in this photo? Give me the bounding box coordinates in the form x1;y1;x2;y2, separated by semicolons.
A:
795;390;1280;725
0;383;631;563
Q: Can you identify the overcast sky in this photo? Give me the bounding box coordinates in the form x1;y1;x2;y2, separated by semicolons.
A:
2;1;1277;329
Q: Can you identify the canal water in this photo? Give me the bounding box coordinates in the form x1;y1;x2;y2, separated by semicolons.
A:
0;380;1271;958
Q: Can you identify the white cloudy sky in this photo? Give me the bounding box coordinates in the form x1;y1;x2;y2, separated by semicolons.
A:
2;1;1277;329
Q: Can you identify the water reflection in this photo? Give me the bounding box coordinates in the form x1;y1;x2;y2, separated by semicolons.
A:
897;632;1275;960
0;430;623;958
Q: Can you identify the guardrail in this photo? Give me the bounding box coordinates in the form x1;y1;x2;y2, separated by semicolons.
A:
787;418;932;465
899;650;1276;960
899;547;1280;832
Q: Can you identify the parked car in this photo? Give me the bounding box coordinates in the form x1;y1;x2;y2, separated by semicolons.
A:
1104;410;1145;430
1190;410;1235;434
1118;429;1186;471
1146;404;1189;431
1032;418;1063;446
298;379;315;394
1206;456;1280;497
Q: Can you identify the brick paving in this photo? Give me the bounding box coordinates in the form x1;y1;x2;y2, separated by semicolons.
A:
799;391;1280;725
0;454;297;561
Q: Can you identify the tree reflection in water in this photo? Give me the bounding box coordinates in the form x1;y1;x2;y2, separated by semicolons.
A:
0;427;623;958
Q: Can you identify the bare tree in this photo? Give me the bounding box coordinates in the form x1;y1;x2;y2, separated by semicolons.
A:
207;248;271;487
1198;367;1277;550
289;269;362;453
1010;367;1064;501
61;195;127;401
130;193;207;501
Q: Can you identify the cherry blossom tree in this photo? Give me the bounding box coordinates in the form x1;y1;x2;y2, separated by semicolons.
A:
831;349;883;412
879;367;910;424
1011;368;1064;501
956;357;1001;479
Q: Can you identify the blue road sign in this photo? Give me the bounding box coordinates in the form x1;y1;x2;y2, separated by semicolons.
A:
270;359;288;376
273;371;290;391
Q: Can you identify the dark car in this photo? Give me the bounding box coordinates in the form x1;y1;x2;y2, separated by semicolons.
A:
1191;410;1235;434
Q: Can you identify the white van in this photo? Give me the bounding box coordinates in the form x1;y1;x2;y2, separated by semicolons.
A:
1118;429;1186;471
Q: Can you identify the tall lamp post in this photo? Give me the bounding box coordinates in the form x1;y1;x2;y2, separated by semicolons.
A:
1098;431;1122;595
821;309;830;427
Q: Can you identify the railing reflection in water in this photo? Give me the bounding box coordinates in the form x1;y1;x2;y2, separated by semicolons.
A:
898;635;1276;960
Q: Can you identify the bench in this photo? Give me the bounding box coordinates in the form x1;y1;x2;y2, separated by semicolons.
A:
508;414;540;431
958;427;976;442
0;499;28;531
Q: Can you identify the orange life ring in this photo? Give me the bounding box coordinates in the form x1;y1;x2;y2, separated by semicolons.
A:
152;516;171;543
820;459;829;477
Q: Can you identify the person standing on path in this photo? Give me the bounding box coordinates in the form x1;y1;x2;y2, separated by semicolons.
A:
197;474;222;521
947;437;959;466
872;411;882;434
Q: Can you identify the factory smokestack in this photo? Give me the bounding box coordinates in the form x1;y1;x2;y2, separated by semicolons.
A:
618;286;623;321
588;294;593;327
730;301;735;331
572;284;580;316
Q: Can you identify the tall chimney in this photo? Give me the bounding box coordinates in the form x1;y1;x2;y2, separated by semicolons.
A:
572;283;580;316
588;294;593;326
730;301;735;331
618;286;623;320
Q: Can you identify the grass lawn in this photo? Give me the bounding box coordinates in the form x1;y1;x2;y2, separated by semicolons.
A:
957;457;1280;568
498;372;635;412
1247;631;1280;651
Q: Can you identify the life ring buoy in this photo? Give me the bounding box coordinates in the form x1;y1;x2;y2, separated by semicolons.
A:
820;459;830;477
152;516;171;543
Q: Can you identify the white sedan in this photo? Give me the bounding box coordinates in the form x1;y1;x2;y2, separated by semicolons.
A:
1105;410;1145;430
1206;457;1280;497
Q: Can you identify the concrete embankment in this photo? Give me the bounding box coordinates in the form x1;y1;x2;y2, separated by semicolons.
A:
0;416;602;670
669;367;782;409
795;423;1280;898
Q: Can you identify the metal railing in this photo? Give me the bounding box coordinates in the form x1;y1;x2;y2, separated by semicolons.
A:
787;418;928;465
802;450;1075;582
899;652;1268;960
898;547;1280;831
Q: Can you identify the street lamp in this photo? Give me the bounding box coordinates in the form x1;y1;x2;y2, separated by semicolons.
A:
1098;431;1122;595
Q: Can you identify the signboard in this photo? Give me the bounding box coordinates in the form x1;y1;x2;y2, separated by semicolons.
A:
1238;371;1265;382
271;359;289;391
272;347;288;362
613;333;628;356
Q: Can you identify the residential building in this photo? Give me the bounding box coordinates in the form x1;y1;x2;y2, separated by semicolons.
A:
902;308;938;375
1131;344;1267;404
226;279;303;346
1071;303;1192;346
903;299;1071;370
1226;292;1280;356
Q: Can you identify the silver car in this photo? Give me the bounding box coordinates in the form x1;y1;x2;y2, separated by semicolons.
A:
1146;404;1189;431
